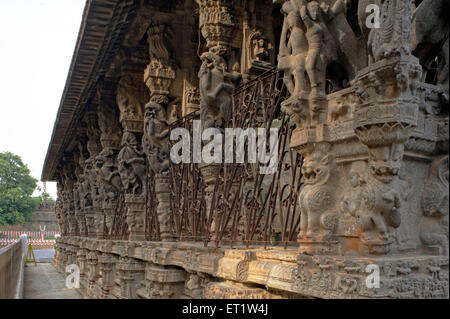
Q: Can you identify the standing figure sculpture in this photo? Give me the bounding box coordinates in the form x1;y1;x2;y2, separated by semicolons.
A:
198;52;240;130
278;0;308;97
143;97;170;175
300;1;325;98
118;132;146;195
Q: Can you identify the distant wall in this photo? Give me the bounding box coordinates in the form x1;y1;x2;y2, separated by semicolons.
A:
30;209;59;231
0;208;59;231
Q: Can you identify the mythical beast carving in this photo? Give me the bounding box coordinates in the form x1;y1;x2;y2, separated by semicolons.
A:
298;144;340;241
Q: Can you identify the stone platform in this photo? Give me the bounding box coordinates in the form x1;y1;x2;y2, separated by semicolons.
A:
54;237;449;299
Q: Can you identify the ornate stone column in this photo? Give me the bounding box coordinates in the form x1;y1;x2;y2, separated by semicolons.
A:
98;253;118;298
96;82;122;238
66;245;77;266
74;142;88;237
55;183;69;236
87;251;100;295
195;0;241;240
277;0;420;255
85;109;102;238
353;0;421;254
137;263;187;299
58;243;68;270
117;257;145;299
142;24;176;241
77;248;88;279
116;55;148;241
61;161;79;237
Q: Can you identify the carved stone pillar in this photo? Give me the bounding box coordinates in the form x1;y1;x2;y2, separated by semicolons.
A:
59;243;68;270
137;263;187;299
87;251;100;293
196;0;235;55
196;0;241;240
142;24;176;241
117;257;145;299
56;183;69;236
61;162;79;237
182;81;200;116
74;175;87;237
98;253;118;298
96;82;122;238
116;57;148;241
184;272;211;299
277;0;423;256
85;110;102;238
77;248;88;278
66;245;77;266
353;0;422;254
54;241;65;269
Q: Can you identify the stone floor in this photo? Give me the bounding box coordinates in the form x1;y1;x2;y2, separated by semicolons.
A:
32;249;55;262
23;263;82;299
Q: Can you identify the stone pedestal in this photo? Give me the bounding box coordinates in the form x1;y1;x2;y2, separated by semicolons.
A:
137;264;187;299
155;174;173;242
125;194;146;241
117;257;145;299
86;251;100;298
291;254;448;299
98;253;118;298
93;203;105;239
84;206;96;237
199;163;222;241
103;200;118;238
77;248;88;278
75;210;88;237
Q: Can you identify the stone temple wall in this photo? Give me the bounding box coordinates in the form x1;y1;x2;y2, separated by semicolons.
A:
44;0;448;299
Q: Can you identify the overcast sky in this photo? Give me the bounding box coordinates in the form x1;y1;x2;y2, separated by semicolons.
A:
0;0;86;199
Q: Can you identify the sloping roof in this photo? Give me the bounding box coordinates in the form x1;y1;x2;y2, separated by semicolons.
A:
41;0;136;181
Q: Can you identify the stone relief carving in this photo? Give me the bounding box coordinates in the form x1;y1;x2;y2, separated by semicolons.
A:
182;82;200;116
142;24;177;241
278;0;357;100
143;96;171;175
96;99;122;237
367;0;413;62
298;143;339;246
420;155;449;255
118;132;146;196
198;52;239;129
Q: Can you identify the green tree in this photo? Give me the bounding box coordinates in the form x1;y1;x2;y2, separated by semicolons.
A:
0;152;39;225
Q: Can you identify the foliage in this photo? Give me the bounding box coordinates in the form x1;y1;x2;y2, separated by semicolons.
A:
0;152;39;225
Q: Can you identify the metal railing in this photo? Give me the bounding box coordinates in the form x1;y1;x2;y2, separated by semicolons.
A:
94;68;303;248
158;68;303;248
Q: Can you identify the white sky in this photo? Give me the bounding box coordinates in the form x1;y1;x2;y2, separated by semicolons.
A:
0;0;86;199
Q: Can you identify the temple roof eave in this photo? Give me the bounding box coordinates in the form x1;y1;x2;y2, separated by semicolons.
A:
41;0;136;181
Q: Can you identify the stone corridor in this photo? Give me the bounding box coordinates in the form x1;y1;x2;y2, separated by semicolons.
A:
23;263;81;299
